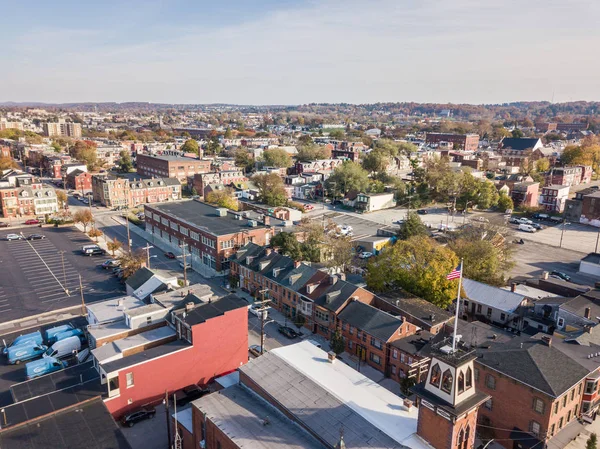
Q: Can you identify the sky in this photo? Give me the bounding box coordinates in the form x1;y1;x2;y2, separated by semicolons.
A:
2;0;599;105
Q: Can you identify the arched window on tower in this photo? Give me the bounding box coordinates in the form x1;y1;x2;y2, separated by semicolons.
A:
457;428;465;449
466;367;472;389
463;425;470;449
441;369;453;394
430;363;441;388
458;371;465;394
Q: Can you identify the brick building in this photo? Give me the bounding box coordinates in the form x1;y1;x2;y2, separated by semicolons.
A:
425;133;480;151
511;182;540;208
136;154;211;183
92;175;181;208
92;175;131;209
65;169;92;193
581;191;600;222
294;158;344;175
144;201;274;275
191;170;247;196
546;166;591;187
0;178;58;218
42;120;82;138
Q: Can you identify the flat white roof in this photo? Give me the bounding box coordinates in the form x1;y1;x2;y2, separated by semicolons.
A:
271;341;432;449
87;295;145;324
93;325;176;365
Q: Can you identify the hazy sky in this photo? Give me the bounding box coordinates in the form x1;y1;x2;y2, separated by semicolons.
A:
2;0;599;105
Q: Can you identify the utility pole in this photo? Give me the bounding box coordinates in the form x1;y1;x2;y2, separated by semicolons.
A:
143;244;154;267
164;391;171;449
255;288;270;354
559;217;567;248
595;223;600;254
78;275;86;315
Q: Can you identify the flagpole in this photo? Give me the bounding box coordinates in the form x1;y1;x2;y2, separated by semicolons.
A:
452;258;463;353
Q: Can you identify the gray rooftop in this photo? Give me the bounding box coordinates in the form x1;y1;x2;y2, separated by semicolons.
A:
193;385;326;449
338;300;404;342
462;278;526;313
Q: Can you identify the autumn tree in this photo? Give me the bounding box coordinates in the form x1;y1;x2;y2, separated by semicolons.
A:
497;193;514;212
88;228;103;242
70;140;98;170
365;235;459;308
0;156;17;170
252;173;288;207
180;139;199;154
328;129;345;140
323;235;353;272
535;158;550;173
362;150;389;175
262;148;292;168
205;188;239;211
296;143;329;162
234;148;255;173
326;161;370;195
73;209;94;232
296;218;326;262
117;250;146;279
56;190;68;209
107;239;123;256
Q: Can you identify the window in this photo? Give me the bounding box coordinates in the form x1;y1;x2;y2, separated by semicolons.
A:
530;421;541;437
466;367;472;389
370;353;381;365
392;349;398;359
474;367;479;382
585;381;596;394
554;402;559;414
190;231;199;241
484;398;493;410
441;369;453;394
558;417;564;429
371;337;382;350
476;304;482;313
348;340;353;349
533;398;545;414
579;383;583;395
126;372;134;388
180;227;188;237
500;313;506;321
485;374;496;390
349;326;354;335
458;371;465;394
570;389;575;401
574;404;579;417
567;411;572;422
550;424;555;437
315;309;329;322
430;364;441;388
562;396;567;407
221;239;235;249
557;317;565;327
486;307;492;318
400;353;406;363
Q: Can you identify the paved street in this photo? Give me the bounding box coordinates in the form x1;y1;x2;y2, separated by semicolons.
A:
0;226;123;323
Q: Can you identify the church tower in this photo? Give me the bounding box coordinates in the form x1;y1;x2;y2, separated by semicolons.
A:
413;338;490;449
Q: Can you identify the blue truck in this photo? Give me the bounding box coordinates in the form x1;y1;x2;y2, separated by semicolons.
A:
2;331;43;356
45;324;75;345
25;357;68;380
7;342;48;365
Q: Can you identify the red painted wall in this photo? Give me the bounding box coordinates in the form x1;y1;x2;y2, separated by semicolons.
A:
105;307;248;417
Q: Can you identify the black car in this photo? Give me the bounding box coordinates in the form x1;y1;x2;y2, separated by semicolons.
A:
27;234;45;240
121;406;156;427
278;325;298;339
551;271;571;282
0;223;8;228
175;384;210;407
416;209;428;215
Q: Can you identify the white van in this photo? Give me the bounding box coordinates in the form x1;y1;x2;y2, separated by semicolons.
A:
81;244;100;255
518;224;536;233
43;336;82;360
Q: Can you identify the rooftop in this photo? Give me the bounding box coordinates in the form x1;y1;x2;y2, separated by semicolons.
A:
0;398;131;449
338;300;404;342
172;293;247;326
193;384;326;449
462;278;526;313
125;267;155;291
146;200;270;236
87;295;146;324
93;325;176;364
139;154;205;162
376;290;453;327
101;339;191;375
581;253;600;265
151;283;216;310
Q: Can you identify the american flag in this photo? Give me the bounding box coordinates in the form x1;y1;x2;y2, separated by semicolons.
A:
446;263;462;280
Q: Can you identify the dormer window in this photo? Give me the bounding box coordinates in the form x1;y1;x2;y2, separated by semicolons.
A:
430;363;441;388
465;367;472;389
458;371;465;394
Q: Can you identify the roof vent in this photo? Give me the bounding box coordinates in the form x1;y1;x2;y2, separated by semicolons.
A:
216;208;227;217
185;302;195;312
248;220;257;227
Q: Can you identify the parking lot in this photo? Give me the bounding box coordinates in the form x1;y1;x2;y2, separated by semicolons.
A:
0;226;123;324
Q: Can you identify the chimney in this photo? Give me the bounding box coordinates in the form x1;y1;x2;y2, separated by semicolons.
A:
403;399;413;411
264;216;270;226
185;302;195;312
585;325;593;334
327;351;336;363
511;283;517;292
337;272;346;281
265;248;272;256
294;260;301;268
329;275;338;285
542;271;549;280
585;307;592;320
541;335;552;347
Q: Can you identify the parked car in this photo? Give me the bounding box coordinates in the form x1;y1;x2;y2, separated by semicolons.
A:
358;252;373;259
179;261;190;269
248;345;266;357
550;271;571;282
5;234;22;241
27;234;45;240
45;324;74;344
2;331;43;356
417;209;428;215
121;407;156;427
249;304;269;319
508;217;520;224
24;219;40;225
174;384;210;407
101;259;120;269
303;204;314;211
25;357;68;380
533;213;550;220
164;252;176;259
0;223;9;228
278;325;298;339
339;225;353;235
43;335;82;360
516;218;533;225
87;248;106;256
7;342;48;365
395;219;405;225
531;223;544;230
518;224;536;233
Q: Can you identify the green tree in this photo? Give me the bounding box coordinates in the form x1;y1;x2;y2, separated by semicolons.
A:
398;212;428;240
330;329;345;355
118;150;133;173
329;129;345;140
56;190;68;209
323;235;353;272
0;156;17;170
224;126;233;139
252;173;288;207
205;188;239;211
70;140;98;170
535;158;550;173
326;161;369;195
293;313;306;330
270;232;303;260
234;148;254;173
365;235;459;308
180;139;199;154
296;143;329;162
362;150;389;174
400;376;416;396
449;237;509;286
205;136;222;155
497;194;514;212
511;128;524;138
51;141;62;153
586;433;597;449
262;148;292;168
